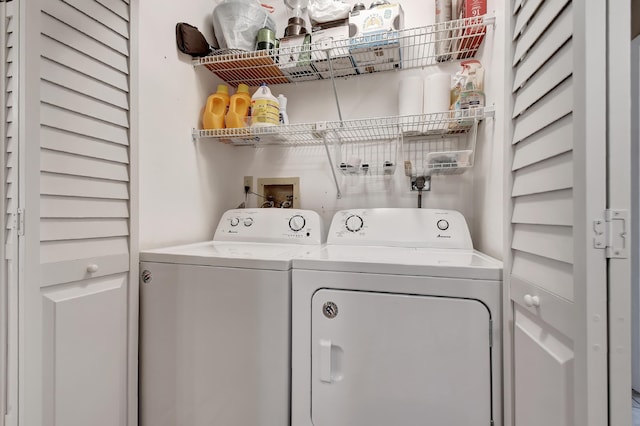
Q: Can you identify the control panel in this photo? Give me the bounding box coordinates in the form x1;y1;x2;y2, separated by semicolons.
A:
327;208;473;249
214;209;324;245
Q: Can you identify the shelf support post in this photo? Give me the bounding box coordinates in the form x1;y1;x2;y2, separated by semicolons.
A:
322;40;344;123
317;122;342;199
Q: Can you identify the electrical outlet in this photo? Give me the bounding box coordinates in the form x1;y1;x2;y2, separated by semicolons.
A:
411;175;431;191
243;176;253;194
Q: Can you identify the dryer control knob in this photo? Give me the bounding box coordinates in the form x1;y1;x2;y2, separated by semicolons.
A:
437;219;449;231
230;217;240;227
345;215;364;232
289;215;306;232
244;217;254;227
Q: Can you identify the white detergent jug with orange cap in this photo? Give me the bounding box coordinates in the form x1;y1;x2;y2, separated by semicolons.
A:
250;83;280;127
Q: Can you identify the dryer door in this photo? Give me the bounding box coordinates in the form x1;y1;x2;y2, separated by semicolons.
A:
311;289;492;426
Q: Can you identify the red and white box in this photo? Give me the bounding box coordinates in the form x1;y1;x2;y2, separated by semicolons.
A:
455;0;486;59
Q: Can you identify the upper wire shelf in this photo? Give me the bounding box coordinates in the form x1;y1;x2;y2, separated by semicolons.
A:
193;15;494;87
192;106;494;146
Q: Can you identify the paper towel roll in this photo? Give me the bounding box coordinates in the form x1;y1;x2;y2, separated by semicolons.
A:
399;76;423;116
399;76;423;133
423;73;451;131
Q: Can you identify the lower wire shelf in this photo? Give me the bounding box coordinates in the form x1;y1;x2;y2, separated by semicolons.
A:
191;106;493;146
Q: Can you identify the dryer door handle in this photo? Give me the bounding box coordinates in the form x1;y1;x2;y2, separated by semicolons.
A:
319;339;333;383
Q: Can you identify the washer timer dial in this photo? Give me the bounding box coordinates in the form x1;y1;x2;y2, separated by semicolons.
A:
345;215;364;232
289;215;306;232
230;217;239;227
437;219;449;231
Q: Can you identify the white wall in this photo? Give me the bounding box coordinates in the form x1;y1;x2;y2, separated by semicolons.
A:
139;0;248;249
139;0;506;258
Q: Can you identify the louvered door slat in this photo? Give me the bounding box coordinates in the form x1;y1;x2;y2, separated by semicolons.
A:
513;0;571;66
43;0;128;55
512;151;573;197
513;78;572;143
512;41;572;118
513;0;523;16
40;36;128;91
40;13;128;73
40;81;129;128
512;114;573;170
512;224;573;264
512;189;573;226
41;126;129;163
41;218;128;241
62;0;129;37
513;0;543;40
94;0;130;21
40;150;129;182
40;58;129;109
41;173;129;199
513;7;572;92
41;196;129;219
40;104;129;145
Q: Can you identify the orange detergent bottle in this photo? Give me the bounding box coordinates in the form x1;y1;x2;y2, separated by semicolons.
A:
225;84;251;128
202;84;229;129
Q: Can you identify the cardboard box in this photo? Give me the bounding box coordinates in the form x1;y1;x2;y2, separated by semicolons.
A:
347;4;403;73
348;4;404;38
311;24;351;61
309;24;357;78
455;0;486;59
314;56;358;79
349;30;402;74
279;34;318;82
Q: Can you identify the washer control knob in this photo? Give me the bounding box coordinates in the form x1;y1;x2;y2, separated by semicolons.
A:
289;215;306;232
345;215;364;232
244;217;254;227
437;219;449;231
230;217;240;227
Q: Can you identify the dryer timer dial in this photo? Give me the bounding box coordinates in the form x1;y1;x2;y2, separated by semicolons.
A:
345;214;364;232
289;215;306;232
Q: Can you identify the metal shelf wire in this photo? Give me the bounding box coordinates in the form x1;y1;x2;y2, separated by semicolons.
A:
193;15;494;87
192;106;493;146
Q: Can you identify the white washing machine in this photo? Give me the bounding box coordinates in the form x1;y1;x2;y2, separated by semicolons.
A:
291;208;503;426
139;209;324;426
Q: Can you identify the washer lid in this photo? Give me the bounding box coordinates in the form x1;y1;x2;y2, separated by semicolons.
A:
292;245;503;280
140;241;322;271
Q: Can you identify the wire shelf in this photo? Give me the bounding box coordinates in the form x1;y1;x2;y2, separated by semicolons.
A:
194;15;493;87
192;106;493;146
402;109;487;177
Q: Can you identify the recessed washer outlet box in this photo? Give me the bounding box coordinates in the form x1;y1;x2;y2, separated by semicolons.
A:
257;177;300;208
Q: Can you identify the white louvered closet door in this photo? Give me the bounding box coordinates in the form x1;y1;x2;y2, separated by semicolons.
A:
19;0;136;425
1;2;18;426
507;1;609;425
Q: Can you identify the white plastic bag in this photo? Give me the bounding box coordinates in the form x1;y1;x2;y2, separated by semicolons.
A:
213;0;277;52
308;0;350;24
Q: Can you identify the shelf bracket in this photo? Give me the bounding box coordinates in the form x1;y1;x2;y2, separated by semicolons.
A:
483;14;496;28
317;123;342;199
322;40;344;124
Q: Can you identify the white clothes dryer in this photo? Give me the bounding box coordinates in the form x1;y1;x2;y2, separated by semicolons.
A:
291;208;503;426
139;209;324;426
